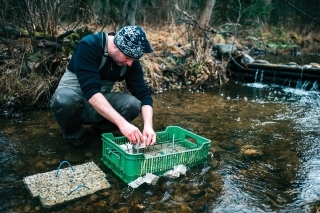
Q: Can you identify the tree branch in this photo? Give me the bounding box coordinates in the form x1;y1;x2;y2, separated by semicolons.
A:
282;0;320;26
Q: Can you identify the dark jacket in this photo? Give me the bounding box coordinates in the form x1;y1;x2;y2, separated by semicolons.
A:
67;32;153;107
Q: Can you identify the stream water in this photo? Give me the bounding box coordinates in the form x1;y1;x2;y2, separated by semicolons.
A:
1;81;320;212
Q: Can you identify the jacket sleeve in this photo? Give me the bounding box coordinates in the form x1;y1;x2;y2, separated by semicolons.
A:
125;61;153;107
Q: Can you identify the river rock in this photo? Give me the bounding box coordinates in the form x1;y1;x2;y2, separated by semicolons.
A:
177;203;193;213
189;189;204;197
310;63;320;68
24;204;32;212
286;62;298;66
34;206;42;211
205;188;218;199
214;43;237;58
84;151;93;158
89;194;98;202
243;149;263;157
91;200;107;211
241;145;263;158
43;158;59;166
34;161;46;170
253;59;269;64
241;53;255;64
134;203;146;211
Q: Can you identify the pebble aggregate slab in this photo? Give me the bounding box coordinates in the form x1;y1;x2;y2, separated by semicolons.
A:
23;161;110;208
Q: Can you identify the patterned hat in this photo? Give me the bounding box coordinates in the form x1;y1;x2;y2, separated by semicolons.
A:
114;26;153;59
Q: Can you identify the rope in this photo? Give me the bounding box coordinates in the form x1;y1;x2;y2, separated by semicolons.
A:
55;160;75;177
68;184;90;195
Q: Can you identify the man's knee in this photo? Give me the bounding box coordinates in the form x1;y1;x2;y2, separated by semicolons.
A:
122;95;141;120
50;87;83;112
105;93;141;121
127;96;141;115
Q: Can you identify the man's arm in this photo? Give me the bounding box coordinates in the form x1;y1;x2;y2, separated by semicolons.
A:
88;93;143;144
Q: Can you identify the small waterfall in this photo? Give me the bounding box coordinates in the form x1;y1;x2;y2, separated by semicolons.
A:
254;69;265;83
296;80;311;90
296;79;302;89
302;81;310;90
273;71;277;85
260;70;264;83
254;69;259;83
310;81;319;91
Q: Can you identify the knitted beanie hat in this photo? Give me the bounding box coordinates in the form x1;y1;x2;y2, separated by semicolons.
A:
114;26;153;59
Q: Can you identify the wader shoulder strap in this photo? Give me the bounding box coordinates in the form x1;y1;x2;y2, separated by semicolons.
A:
98;33;109;70
98;32;127;77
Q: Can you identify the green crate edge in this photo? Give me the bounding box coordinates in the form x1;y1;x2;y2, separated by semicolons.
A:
100;126;211;183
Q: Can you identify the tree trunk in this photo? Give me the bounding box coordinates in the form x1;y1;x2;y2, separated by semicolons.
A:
128;0;139;25
265;0;272;23
199;0;216;27
220;0;230;22
121;0;139;27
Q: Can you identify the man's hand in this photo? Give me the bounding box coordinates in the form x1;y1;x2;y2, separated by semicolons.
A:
118;122;144;144
89;93;156;146
89;93;144;144
142;125;156;147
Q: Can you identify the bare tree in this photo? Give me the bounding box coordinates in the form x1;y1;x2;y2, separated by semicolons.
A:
265;0;272;23
121;0;139;27
199;0;216;27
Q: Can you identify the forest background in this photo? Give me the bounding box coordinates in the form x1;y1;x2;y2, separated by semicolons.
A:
1;0;320;115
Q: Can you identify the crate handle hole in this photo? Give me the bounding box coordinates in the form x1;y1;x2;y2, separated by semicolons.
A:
186;136;197;144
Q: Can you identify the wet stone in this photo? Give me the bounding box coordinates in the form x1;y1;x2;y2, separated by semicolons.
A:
177;203;193;213
242;149;263;157
44;158;59;166
149;210;162;213
34;206;42;211
24;204;32;212
100;191;110;198
84;151;93;158
91;200;107;211
189;189;203;197
23;161;110;208
134;203;146;211
35;161;46;170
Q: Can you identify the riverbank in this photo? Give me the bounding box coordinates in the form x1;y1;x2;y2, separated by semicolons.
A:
1;24;320;116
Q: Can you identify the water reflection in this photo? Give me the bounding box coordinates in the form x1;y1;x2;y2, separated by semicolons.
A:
211;83;320;213
0;83;320;212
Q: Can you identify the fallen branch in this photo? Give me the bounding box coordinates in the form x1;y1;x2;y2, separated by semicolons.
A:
282;0;320;26
57;30;74;40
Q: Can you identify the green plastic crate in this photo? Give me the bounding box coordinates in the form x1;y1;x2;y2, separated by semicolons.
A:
100;126;211;183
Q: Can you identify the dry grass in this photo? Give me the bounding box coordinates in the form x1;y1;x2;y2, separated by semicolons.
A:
0;53;67;111
0;24;228;112
140;24;228;90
